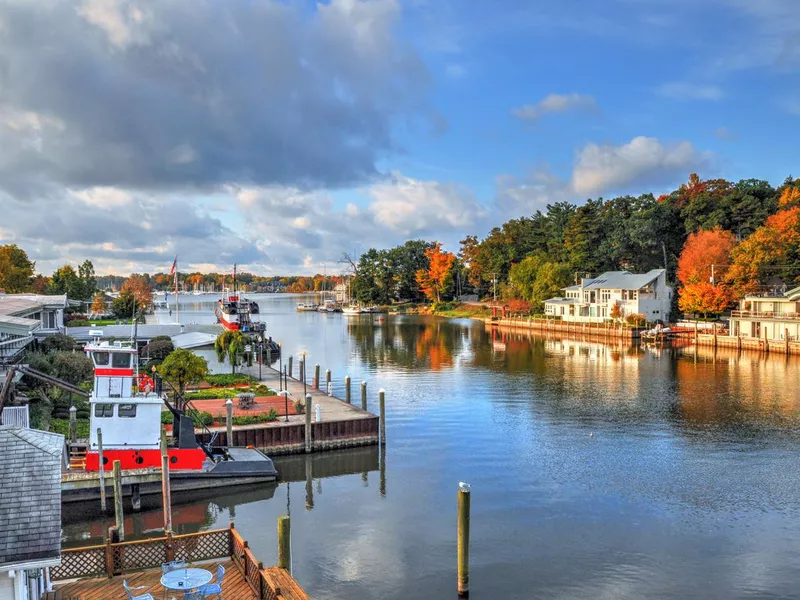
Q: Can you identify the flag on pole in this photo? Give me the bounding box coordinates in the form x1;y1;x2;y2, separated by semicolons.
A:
169;256;177;275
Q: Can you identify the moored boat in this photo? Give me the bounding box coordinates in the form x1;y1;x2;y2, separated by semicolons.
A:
296;303;319;312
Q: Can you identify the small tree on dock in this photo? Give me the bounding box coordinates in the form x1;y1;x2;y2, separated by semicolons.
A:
610;301;622;321
215;330;253;375
158;349;208;397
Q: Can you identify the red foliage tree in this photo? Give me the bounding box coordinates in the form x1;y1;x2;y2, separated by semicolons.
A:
676;227;736;285
416;243;455;303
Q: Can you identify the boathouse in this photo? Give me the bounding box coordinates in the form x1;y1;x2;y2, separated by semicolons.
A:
0;427;64;600
543;270;672;324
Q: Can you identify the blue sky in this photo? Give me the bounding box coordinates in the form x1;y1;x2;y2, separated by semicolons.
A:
0;0;797;275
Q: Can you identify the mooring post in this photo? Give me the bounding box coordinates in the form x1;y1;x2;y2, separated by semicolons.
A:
305;393;313;453
305;454;314;510
131;483;141;512
225;398;234;446
97;428;106;512
266;346;272;368
345;375;351;404
160;429;172;533
288;355;293;379
299;358;305;383
379;388;386;446
314;364;320;388
361;380;367;411
379;444;386;498
113;460;124;541
277;515;291;572
69;405;77;444
457;482;471;597
325;369;331;394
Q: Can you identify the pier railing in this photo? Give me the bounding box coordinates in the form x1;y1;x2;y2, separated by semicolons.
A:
731;310;800;321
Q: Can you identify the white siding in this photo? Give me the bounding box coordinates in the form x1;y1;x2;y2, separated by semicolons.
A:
0;571;17;600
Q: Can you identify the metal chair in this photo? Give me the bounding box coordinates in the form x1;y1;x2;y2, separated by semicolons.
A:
161;560;188;574
123;579;155;600
185;564;224;600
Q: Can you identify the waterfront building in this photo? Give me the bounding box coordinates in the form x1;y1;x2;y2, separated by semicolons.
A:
0;294;76;362
543;269;673;324
0;427;64;600
728;286;800;341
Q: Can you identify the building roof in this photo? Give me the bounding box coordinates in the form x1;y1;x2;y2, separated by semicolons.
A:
172;331;218;349
0;427;63;567
577;269;666;291
544;297;580;305
0;294;72;318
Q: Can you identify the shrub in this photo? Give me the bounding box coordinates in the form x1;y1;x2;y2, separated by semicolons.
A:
186;409;214;427
230;410;279;426
205;374;255;386
294;399;305;414
184;388;238;400
65;319;90;328
625;313;648;327
248;384;275;396
50;418;90;439
140;339;175;362
40;334;79;353
161;411;174;424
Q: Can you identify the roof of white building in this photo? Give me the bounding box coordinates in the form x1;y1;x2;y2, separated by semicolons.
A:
577;269;666;291
0;293;72;317
544;297;580;305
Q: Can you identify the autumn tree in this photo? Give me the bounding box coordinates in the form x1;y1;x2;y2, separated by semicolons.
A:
678;281;733;317
610;301;622;320
122;274;153;307
676;228;737;285
90;293;106;316
415;243;455;303
0;244;34;292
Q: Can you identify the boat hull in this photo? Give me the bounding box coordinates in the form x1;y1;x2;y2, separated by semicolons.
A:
84;448;207;471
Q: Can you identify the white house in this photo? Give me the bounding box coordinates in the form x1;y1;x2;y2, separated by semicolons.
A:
728;285;800;341
544;269;673;324
0;295;75;362
0;427;63;600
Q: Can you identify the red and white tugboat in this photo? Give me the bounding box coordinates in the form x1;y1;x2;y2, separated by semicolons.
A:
214;266;263;333
82;341;277;483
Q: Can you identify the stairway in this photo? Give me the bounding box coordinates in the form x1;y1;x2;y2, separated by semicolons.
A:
68;443;87;470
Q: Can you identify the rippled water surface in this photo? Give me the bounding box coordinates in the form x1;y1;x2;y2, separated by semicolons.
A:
65;294;800;599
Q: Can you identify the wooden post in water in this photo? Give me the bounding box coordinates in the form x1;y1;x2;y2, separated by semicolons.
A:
325;369;331;395
299;358;304;383
379;388;386;446
160;428;172;533
786;328;790;354
113;460;124;541
277;516;291;572
288;356;293;379
314;364;320;388
226;399;233;446
97;428;107;512
457;482;471;597
305;393;313;453
345;375;351;404
266;346;272;368
361;381;367;411
69;405;77;444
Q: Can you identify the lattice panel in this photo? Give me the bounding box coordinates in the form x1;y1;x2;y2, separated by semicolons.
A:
114;538;168;574
172;529;230;563
51;547;106;581
231;534;246;571
245;550;262;594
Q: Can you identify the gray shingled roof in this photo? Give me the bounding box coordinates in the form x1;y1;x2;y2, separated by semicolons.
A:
579;269;665;291
0;427;63;566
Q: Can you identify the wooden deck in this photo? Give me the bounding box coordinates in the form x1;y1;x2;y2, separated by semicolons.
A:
51;559;257;599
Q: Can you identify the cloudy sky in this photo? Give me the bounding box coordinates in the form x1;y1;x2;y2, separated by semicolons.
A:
0;0;798;276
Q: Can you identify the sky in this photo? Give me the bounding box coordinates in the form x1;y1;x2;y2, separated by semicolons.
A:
0;0;798;277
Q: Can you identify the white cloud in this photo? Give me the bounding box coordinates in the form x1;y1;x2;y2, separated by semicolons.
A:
77;0;153;49
445;64;466;79
70;186;133;208
512;93;597;122
657;82;725;101
570;136;708;196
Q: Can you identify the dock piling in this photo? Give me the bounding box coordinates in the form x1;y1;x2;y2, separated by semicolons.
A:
305;393;313;453
288;356;293;379
379;389;386;446
314;364;320;388
266;346;272;368
325;369;331;394
226;398;233;446
97;428;106;512
345;375;351;404
278;515;291;572
457;482;471;597
160;429;172;533
113;460;124;541
361;381;367;411
69;405;77;444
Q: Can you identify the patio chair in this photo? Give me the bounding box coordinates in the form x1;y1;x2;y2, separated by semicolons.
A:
123;579;155;600
184;564;225;600
161;560;188;574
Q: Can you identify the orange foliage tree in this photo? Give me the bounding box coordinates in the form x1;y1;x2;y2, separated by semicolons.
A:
676;227;736;285
779;186;800;208
678;281;733;317
610;301;622;320
415;243;455;303
122;275;153;308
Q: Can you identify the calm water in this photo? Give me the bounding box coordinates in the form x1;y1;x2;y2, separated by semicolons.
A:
67;294;800;599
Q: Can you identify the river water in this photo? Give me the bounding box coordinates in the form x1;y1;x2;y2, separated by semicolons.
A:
64;294;800;599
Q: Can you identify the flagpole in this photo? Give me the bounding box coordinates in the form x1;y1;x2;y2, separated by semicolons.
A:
175;258;179;324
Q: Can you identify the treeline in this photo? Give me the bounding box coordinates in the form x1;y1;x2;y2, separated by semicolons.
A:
350;174;800;316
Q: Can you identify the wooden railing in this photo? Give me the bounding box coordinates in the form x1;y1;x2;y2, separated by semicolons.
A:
731;310;800;320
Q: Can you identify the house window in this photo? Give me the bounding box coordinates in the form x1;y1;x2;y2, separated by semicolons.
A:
621;290;627;300
94;404;113;417
589;291;596;303
630;290;637;301
43;311;56;329
118;404;137;418
112;353;131;369
601;290;610;303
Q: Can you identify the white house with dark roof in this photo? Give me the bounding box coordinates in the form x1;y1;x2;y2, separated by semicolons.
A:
544;269;673;324
0;427;63;600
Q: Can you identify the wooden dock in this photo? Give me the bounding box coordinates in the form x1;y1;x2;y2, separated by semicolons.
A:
49;524;309;600
486;316;647;339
